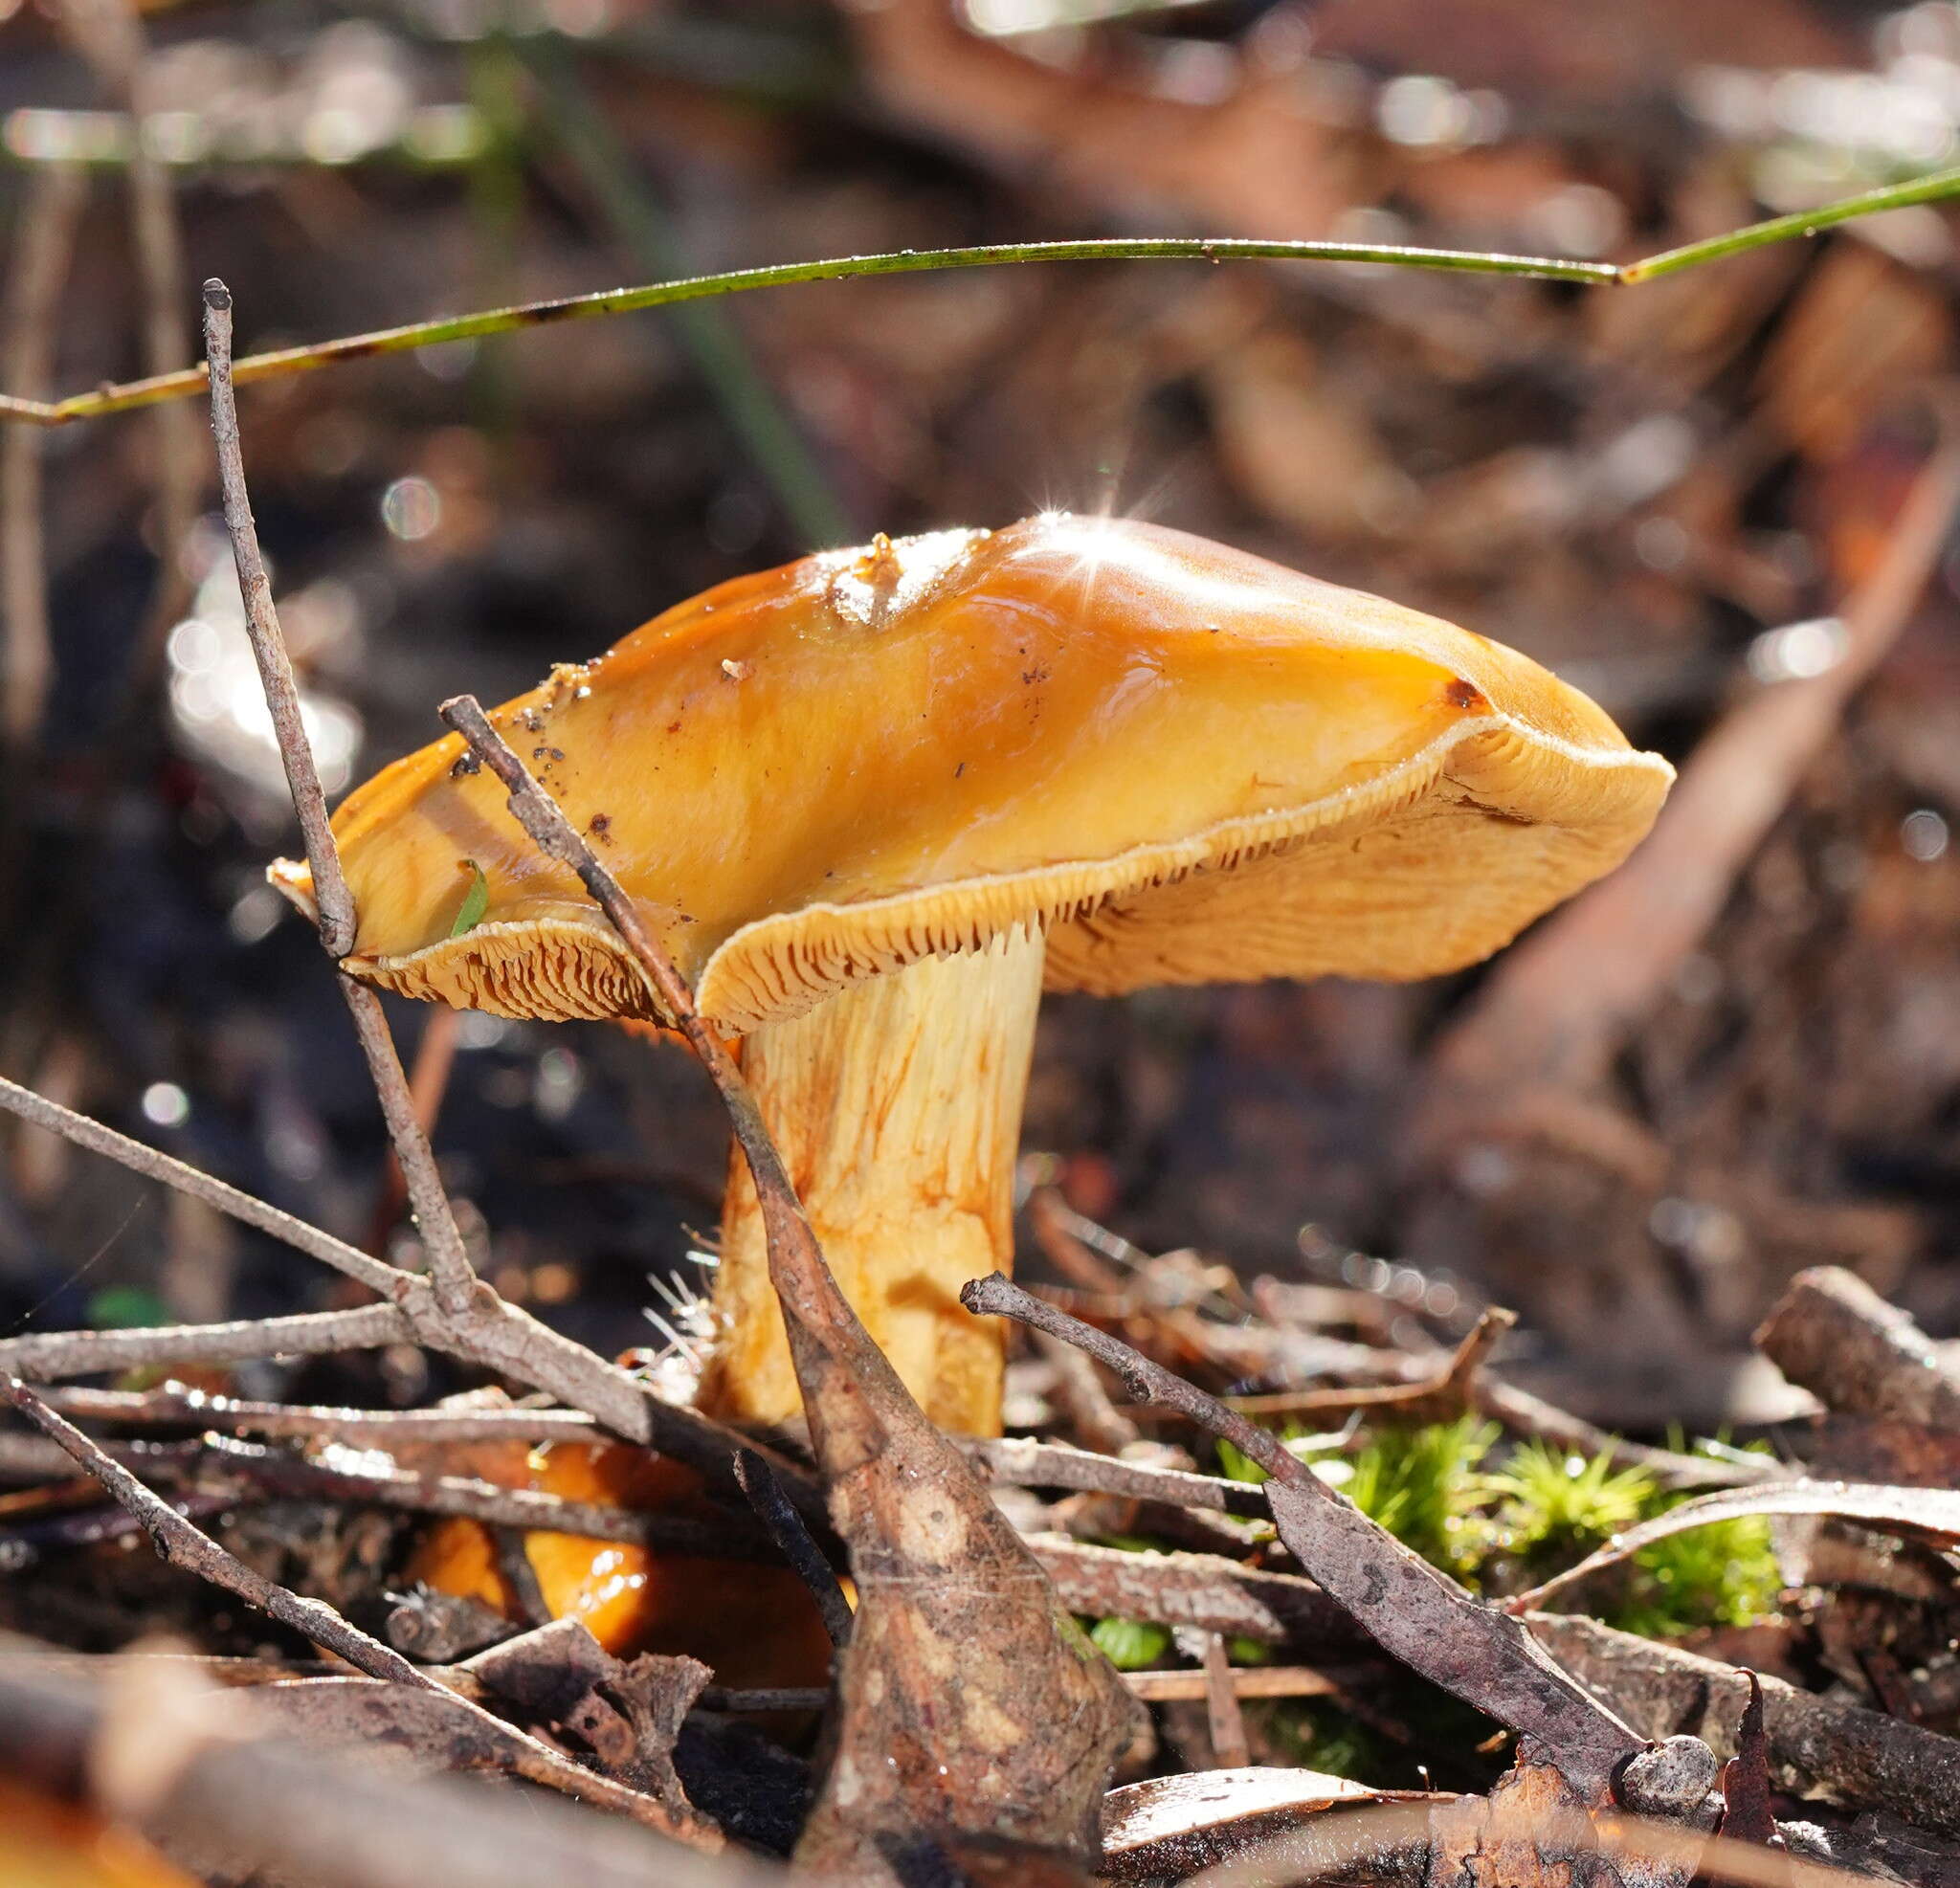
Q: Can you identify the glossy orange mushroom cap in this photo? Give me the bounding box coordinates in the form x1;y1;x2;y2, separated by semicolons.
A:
272;515;1672;1027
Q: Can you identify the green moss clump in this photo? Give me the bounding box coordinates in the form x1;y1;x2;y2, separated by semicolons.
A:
1482;1438;1656;1575
1219;1414;1498;1579
1219;1417;1780;1634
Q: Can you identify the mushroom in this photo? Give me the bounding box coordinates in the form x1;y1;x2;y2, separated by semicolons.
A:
272;514;1671;1440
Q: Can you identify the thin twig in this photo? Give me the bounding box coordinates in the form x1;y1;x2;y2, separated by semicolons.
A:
0;1302;412;1381
961;1434;1268;1518
964;1277;1355;1501
963;1272;1645;1803
3;1371;429;1681
702;1667;1351;1714
0;1426;771;1558
1125;1665;1346;1703
0;1073;412;1299
370;1006;461;1251
1227;1306;1514;1426
434;696;822;1324
0;1062;813;1502
338;975;480;1312
0;164;85;749
0;1374;724;1847
170;1433;775;1559
39;1384;603;1446
203;277;477;1314
200;280;355;958
56;0;197;693
1203;1633;1251;1769
733;1449;853;1648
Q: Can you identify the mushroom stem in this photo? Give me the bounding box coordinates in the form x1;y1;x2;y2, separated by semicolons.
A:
697;925;1045;1437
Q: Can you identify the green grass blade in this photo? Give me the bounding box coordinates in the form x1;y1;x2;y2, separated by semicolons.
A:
7;157;1960;431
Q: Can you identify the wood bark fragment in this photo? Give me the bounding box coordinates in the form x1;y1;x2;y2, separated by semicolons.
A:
1027;1537;1351;1648
733;1448;854;1650
0;1647;772;1888
1717;1675;1783;1850
1531;1613;1960;1836
1425;1750;1627;1888
1756;1267;1960;1431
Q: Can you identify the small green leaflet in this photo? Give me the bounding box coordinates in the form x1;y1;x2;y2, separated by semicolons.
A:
450;860;489;938
1088;1616;1171;1671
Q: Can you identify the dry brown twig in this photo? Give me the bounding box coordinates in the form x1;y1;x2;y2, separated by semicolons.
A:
205;278;464;1288
0;1374;722;1848
1756;1264;1960;1431
0;1431;768;1572
371;1006;464;1252
0;1648;778;1888
963;1434;1271;1518
1226;1302;1780;1492
36;1384;605;1448
56;0;198;682
732;1450;854;1649
117;1430;772;1558
0;286;813;1501
1202;1633;1251;1770
0;165;87;753
439;690;1140;1882
0;1298;412;1381
0;1067;764;1485
1228;1305;1517;1426
1419;424;1960;1132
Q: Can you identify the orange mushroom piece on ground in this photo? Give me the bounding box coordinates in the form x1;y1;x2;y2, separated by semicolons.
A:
0;1777;206;1888
275;514;1670;1454
399;1438;834;1680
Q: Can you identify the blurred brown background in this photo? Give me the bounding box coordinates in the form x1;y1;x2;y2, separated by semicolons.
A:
4;0;1958;1432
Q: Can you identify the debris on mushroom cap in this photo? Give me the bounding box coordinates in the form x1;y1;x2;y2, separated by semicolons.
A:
270;514;1673;1033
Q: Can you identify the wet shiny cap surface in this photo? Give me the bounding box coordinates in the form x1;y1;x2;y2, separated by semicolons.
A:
271;513;1674;1032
